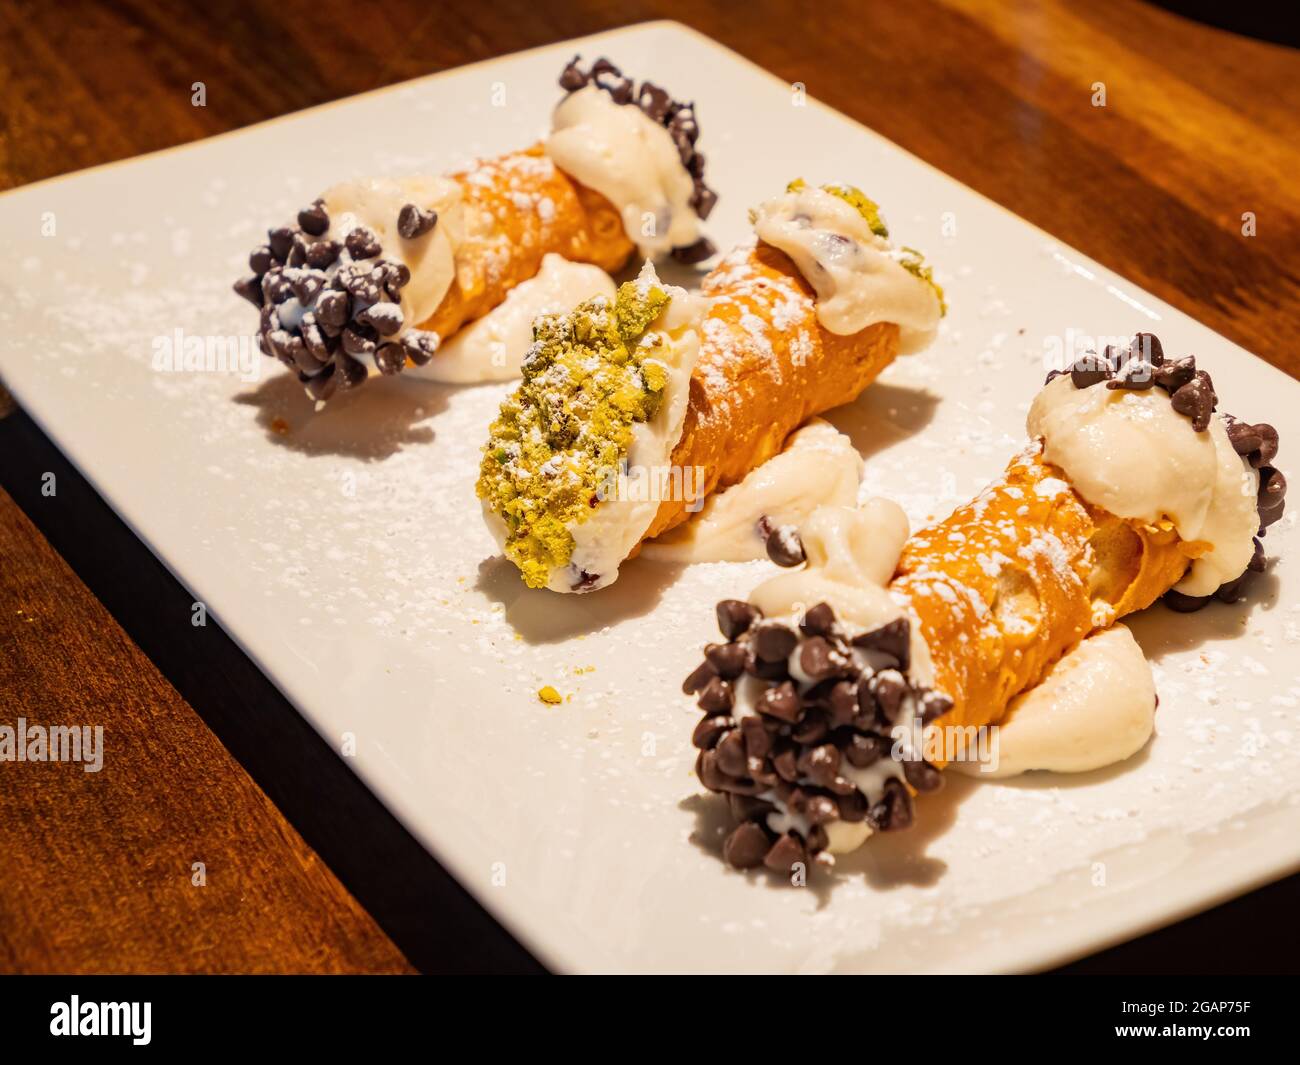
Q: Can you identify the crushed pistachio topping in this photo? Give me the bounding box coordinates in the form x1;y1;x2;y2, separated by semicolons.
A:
787;178;889;238
897;245;947;316
477;281;672;588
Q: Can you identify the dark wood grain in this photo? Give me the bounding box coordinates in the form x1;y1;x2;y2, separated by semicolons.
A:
0;485;413;974
0;410;545;975
0;0;1296;974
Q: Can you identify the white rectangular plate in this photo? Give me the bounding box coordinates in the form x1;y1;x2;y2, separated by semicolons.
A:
2;22;1297;974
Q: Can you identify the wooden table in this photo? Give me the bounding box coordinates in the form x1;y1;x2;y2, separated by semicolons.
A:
1;0;1297;974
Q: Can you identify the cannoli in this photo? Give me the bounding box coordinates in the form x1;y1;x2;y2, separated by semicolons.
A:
233;57;716;401
684;336;1285;873
477;181;945;592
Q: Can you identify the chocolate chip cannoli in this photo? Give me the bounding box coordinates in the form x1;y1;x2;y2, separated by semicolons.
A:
686;337;1285;874
476;181;945;592
234;57;717;400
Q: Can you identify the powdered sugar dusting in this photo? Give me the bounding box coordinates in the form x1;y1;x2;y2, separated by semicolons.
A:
1;28;1297;974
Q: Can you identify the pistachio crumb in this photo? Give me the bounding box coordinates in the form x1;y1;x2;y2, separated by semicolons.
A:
477;280;674;588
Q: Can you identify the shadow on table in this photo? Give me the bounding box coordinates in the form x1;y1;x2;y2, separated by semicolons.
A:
233;371;451;461
476;553;686;644
822;379;942;461
681;770;975;909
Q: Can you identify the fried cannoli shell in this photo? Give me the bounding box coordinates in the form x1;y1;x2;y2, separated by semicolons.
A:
421;144;634;342
891;446;1205;747
639;240;900;543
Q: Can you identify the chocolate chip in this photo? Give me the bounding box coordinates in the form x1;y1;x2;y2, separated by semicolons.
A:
872;669;908;723
1162;588;1211;612
1254;424;1279;467
903;758;943;793
744;649;788;680
1227;418;1279;469
805;795;840;826
772;746;799;782
344;226;381;260
723;822;771;869
397;203;438;240
791;711;829;746
728;793;774;823
705;642;747;679
637;82;671;122
1069;352;1112;389
765;524;805;567
286;336;319;374
845;733;885;769
261;269;293;305
358;302;404;336
233;276;263;307
373;342;406;376
856;679;879;724
753;621;797;663
1171;370;1216;431
871;778;914;831
558;55;588;91
300;314;330;363
384;261;412;297
799;636;841;681
669;106;699;146
698;675;734;713
763;832;806;873
335;351;368;390
852;617;911;671
249;244;276;274
1154;355;1196;393
827;680;858;727
1258;466;1286;528
305;239;341;270
797;743;840;787
1131;332;1164;367
692;183;718;221
800;602;836;637
1107;357;1155;390
715;729;747;776
1225;417;1263;457
290;271;326;307
1214;571;1250;604
739;716;771;759
919;689;954;725
682;659;716;695
297;201;329;236
267;227;295;261
310;296;346;340
670;237;716;265
716;599;758;640
341;326;377;358
696;749;728;792
837;790;870;823
390;331;428;366
591;64;633;103
340;270;381;306
756;681;800;723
